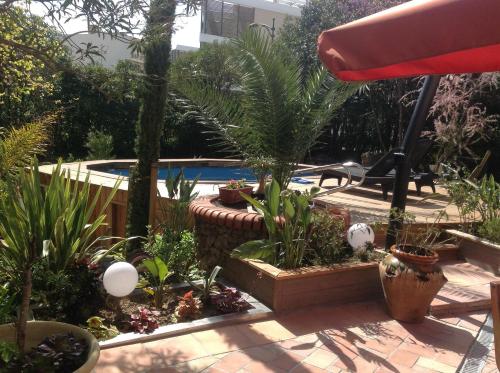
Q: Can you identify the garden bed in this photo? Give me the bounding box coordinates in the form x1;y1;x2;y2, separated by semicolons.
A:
446;229;500;275
223;257;384;313
98;280;271;349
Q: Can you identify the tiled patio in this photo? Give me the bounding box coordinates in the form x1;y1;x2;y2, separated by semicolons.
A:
96;301;495;373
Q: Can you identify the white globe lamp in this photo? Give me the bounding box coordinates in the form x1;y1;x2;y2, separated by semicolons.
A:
103;262;139;297
347;223;375;252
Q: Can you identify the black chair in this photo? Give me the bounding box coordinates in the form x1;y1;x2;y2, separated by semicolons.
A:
319;138;437;200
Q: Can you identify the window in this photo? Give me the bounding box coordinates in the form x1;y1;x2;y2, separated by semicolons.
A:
202;0;255;38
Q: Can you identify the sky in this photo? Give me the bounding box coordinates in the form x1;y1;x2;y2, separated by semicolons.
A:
30;3;201;48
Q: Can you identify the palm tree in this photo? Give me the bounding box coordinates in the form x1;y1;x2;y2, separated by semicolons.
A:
172;29;359;189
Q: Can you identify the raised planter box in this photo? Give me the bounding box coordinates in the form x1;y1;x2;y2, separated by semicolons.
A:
447;229;500;275
223;258;383;313
99;280;271;349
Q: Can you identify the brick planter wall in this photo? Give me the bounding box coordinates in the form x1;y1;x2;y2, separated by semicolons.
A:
189;196;267;271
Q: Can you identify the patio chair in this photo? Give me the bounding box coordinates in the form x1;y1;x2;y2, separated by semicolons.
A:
319;138;436;200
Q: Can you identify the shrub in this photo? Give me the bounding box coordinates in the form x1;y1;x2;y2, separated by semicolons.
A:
85;317;119;341
143;230;198;280
478;218;500;244
85;129;114;160
31;261;105;324
309;209;349;265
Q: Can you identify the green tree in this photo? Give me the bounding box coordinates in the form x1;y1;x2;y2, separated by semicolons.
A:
0;8;64;128
278;0;415;156
173;29;358;189
125;0;177;252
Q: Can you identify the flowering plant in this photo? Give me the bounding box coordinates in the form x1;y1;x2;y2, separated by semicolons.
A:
129;307;160;334
225;179;247;189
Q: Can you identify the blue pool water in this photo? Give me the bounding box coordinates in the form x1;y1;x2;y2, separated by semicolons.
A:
107;166;258;182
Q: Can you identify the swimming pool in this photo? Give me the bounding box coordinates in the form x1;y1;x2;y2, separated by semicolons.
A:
106;166;258;182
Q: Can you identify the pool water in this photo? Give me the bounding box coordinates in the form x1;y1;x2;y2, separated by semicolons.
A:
106;166;258;182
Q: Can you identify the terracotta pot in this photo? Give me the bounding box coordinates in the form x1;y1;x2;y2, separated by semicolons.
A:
379;246;447;323
390;244;439;272
218;186;253;204
0;321;100;372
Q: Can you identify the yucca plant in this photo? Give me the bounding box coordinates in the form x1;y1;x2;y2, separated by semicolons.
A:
0;159;120;351
172;29;359;189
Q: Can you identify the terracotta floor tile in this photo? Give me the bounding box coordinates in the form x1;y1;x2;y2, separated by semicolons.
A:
238;320;296;344
290;362;329;373
267;350;304;371
319;334;358;360
279;337;320;358
302;348;338;369
387;348;419;367
415;357;456;373
433;348;464;367
192;327;255;355
243;360;287;373
168;356;219;373
241;344;286;362
211;351;252;372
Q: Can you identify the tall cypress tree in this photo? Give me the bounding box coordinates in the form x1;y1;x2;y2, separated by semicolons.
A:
126;0;176;252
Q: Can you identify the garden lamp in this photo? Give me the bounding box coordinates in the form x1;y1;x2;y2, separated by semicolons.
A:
103;262;139;297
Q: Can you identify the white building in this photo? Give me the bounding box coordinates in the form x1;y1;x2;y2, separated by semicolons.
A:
65;32;140;68
200;0;305;44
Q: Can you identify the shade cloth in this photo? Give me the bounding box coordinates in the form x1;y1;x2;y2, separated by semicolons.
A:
317;0;500;81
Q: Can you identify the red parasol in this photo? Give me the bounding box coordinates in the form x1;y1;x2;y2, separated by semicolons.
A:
317;0;500;81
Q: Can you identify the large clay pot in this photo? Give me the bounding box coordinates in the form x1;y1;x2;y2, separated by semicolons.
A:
0;321;100;372
379;245;447;323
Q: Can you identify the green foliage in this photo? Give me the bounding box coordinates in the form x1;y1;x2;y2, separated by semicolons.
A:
0;8;64;128
478;218;500;244
0;283;16;324
142;256;172;308
52;62;140;160
0;342;19;365
225;179;247;189
172;29;358;189
190;265;222;303
0;159;119;349
161;168;199;235
85;316;119;341
31;261;105;324
277;0;418;159
143;229;198;280
232;180;319;269
0;114;52;194
309;209;349;265
85;129;114;160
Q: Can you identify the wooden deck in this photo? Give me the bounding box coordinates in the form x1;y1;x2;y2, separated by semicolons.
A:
38;160;461;240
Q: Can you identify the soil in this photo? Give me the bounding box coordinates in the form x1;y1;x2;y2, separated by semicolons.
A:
397;245;435;256
98;284;250;334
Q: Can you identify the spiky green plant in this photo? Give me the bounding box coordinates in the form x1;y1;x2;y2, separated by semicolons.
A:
172;29;359;189
0;159;120;351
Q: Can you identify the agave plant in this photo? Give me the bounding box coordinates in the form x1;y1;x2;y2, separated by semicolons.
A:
172;29;359;189
0;159;120;351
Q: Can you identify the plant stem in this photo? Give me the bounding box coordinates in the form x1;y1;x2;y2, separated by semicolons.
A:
16;266;32;352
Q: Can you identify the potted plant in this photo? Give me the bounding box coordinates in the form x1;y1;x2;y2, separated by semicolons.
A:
0;160;118;371
218;179;253;205
379;211;448;323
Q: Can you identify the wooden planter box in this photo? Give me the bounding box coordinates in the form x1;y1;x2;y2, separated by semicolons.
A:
223;258;383;313
447;229;500;275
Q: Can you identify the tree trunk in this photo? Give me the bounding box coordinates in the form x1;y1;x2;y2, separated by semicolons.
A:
126;0;176;254
16;266;32;352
